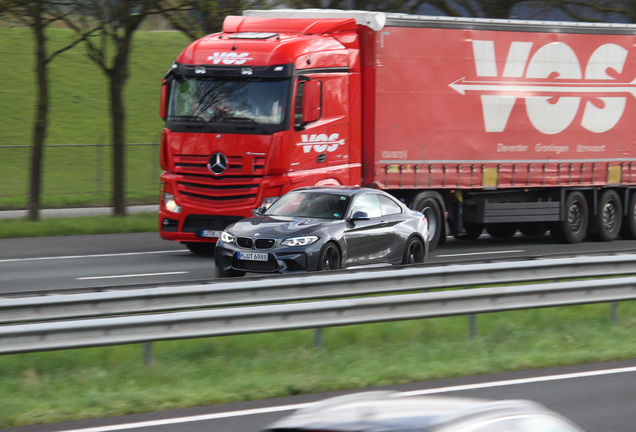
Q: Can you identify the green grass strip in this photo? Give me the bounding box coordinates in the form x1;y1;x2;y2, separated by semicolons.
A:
0;213;158;238
1;303;635;427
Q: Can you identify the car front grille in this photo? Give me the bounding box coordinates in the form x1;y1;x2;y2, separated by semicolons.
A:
237;237;253;248
236;237;275;249
255;239;276;249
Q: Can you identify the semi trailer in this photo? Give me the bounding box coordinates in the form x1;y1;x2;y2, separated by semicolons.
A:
159;9;636;252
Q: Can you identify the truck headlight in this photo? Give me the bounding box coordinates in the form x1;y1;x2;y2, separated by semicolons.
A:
163;192;181;213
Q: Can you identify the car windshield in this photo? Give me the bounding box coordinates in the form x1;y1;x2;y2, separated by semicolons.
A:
265;192;351;220
168;77;289;126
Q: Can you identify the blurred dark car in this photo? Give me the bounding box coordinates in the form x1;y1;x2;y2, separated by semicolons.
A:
264;391;585;432
215;186;428;277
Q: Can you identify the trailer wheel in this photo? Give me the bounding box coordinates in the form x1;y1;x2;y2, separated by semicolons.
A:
410;193;443;249
551;191;588;244
589;189;622;242
486;224;518;239
185;242;216;255
621;192;636;239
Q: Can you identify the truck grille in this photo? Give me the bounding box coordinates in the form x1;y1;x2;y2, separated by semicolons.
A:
173;154;266;206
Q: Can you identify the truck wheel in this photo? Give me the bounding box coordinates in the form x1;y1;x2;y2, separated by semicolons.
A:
550;191;588;244
621;192;636;239
185;242;216;255
402;236;425;265
410;193;443;249
589;189;622;242
318;242;341;271
486;224;518;239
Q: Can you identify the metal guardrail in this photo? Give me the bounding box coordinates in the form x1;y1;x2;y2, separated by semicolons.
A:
1;254;636;355
4;254;636;324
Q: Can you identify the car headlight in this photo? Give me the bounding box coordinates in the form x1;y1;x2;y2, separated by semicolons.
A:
281;236;319;247
163;192;181;213
220;231;236;244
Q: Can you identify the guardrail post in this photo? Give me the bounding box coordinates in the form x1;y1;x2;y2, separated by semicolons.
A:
314;328;323;349
144;342;153;365
610;302;619;325
469;314;478;339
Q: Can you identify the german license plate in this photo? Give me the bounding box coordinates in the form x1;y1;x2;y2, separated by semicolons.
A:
199;230;221;238
237;252;268;261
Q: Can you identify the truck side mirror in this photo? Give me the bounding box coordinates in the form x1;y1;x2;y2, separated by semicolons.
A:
301;80;321;124
160;79;169;119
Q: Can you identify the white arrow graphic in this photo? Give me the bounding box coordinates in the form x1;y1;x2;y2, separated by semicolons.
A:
449;77;636;98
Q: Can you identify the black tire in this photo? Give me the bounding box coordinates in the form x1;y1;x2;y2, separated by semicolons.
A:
550;191;588;244
486;224;518;239
454;223;483;240
520;223;548;237
185;242;216;255
589;189;622;242
317;242;341;271
410;193;443;249
621;192;636;239
402;236;425;265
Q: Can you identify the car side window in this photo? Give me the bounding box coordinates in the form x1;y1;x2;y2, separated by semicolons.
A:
350;194;382;218
378;195;402;216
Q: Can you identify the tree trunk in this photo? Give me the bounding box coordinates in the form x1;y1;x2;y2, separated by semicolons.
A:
28;7;48;221
109;36;132;217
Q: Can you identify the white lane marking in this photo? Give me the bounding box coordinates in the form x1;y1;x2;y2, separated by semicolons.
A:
0;250;189;264
436;249;525;258
55;365;636;432
77;272;189;280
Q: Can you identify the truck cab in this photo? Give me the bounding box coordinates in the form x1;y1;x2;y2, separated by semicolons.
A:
159;14;369;253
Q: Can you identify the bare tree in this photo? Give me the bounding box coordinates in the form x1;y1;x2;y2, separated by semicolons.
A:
163;0;269;40
0;0;89;220
280;0;428;14
540;0;634;22
65;0;188;216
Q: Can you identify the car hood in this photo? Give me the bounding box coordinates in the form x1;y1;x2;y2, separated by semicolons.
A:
228;216;339;238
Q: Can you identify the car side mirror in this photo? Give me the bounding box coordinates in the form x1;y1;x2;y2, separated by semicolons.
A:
350;211;370;221
253;205;266;216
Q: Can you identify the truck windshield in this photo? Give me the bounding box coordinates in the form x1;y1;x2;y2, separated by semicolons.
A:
168;77;289;133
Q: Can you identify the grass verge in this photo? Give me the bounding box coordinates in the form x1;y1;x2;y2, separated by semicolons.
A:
0;213;158;239
1;302;636;427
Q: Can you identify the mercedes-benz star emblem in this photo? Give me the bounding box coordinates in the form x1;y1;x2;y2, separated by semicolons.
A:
208;152;228;175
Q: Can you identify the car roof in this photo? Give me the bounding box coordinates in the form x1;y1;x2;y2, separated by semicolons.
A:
290;186;384;197
264;391;556;432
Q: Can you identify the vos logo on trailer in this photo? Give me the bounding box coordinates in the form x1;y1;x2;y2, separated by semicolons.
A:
450;41;636;135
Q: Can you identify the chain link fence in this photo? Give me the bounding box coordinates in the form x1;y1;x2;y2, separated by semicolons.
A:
0;143;160;209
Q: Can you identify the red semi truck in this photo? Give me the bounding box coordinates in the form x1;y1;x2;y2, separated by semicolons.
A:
159;9;636;252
